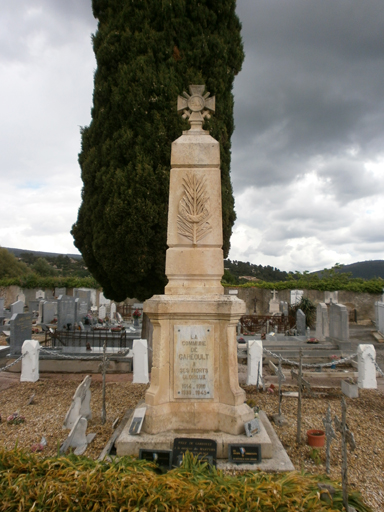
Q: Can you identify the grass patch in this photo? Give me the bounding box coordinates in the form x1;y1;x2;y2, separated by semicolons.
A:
0;449;373;511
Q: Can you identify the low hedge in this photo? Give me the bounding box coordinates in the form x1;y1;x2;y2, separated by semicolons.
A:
0;449;372;511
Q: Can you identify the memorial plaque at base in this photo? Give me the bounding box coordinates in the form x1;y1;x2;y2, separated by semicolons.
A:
173;437;217;467
244;418;260;438
228;444;262;465
128;407;146;435
174;325;214;399
139;449;172;470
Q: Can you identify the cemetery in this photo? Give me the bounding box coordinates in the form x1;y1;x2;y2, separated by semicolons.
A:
1;85;384;512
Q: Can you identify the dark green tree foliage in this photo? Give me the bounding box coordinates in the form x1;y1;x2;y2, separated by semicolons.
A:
71;0;244;301
0;247;29;279
32;258;58;277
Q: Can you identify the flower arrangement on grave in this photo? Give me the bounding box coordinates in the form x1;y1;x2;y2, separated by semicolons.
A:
7;412;25;425
330;354;340;361
133;309;141;319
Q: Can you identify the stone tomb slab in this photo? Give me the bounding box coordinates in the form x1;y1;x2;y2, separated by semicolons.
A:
116;412;272;459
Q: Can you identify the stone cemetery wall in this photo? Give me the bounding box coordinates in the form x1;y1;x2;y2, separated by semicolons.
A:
224;287;381;321
1;287;99;309
17;292;26;304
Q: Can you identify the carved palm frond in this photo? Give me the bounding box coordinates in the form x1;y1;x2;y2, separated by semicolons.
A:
177;172;212;244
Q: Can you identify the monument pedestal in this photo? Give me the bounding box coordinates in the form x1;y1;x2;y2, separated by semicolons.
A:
141;294;253;436
116;419;273;460
116;85;260;461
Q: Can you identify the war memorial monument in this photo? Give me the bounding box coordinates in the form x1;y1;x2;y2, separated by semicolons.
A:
116;86;272;461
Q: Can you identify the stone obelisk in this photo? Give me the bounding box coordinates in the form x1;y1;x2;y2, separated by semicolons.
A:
141;85;253;435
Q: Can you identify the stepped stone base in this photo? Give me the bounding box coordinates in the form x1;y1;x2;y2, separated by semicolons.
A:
115;411;273;459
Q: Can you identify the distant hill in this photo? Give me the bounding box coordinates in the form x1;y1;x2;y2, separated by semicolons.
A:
5;247;82;260
316;260;384;280
224;259;289;283
2;247;90;278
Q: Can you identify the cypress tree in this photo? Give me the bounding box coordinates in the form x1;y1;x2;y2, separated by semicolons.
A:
72;0;244;301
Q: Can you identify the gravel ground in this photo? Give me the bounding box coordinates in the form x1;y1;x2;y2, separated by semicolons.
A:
244;385;384;512
1;322;383;511
0;375;383;511
0;379;148;459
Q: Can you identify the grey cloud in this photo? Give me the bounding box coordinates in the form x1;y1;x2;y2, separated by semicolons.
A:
0;1;95;63
317;159;378;203
231;0;384;197
352;221;384;243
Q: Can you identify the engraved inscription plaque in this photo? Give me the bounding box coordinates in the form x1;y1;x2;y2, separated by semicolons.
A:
174;325;214;399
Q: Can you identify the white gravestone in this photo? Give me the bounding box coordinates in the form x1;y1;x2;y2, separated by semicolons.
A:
99;305;106;320
17;293;26;304
132;339;149;384
11;300;24;315
63;375;92;429
315;303;329;342
246;339;263;386
329;303;349;342
296;309;306;336
110;303;116;320
290;290;303;305
99;291;110;305
20;339;40;383
357;344;377;389
36;290;45;299
61;416;96;455
37;300;44;324
325;291;338;304
269;290;280;314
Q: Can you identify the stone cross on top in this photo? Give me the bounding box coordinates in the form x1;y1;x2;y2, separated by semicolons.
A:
177;85;215;132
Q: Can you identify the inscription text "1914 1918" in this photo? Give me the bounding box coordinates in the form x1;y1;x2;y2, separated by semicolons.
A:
174;325;214;399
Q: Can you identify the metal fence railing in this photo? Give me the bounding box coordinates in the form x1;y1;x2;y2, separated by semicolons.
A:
46;329;135;352
240;315;295;334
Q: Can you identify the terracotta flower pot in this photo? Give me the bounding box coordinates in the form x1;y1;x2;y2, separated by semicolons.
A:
307;429;325;447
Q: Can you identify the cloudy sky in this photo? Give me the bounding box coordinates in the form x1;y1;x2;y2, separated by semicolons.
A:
1;1;383;273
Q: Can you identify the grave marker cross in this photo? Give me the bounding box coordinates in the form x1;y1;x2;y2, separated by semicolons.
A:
256;361;266;393
322;404;337;474
271;357;286;416
99;341;110;425
334;398;356;511
296;349;303;443
177;85;215;131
